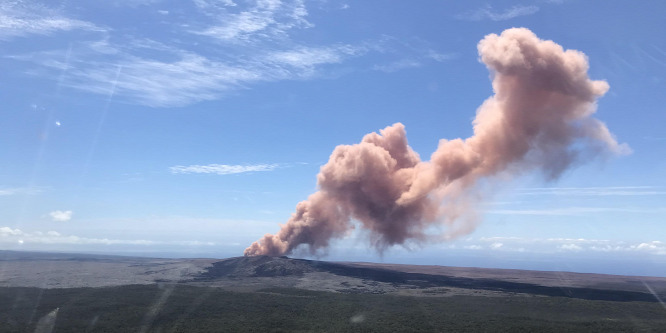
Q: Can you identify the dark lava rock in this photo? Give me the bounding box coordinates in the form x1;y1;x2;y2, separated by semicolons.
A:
197;256;660;302
198;256;318;278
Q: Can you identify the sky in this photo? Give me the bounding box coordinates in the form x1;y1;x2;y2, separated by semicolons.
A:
1;0;665;276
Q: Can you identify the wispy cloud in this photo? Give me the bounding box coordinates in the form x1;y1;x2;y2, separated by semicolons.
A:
559;243;582;251
372;46;456;74
170;163;279;175
473;237;666;255
516;186;666;197
0;226;217;246
70;53;257;107
489;242;503;249
13;41;368;106
0;227;152;245
12;34;366;107
194;0;237;9
266;44;359;69
49;210;73;222
426;50;457;62
457;5;539;21
4;1;454;107
0;1;102;40
373;59;421;73
193;0;311;42
488;206;664;216
372;36;458;73
0;186;45;196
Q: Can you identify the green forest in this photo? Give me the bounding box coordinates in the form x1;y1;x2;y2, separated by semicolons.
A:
1;284;665;332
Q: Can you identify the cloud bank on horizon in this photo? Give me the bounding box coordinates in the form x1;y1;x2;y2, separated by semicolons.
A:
245;27;630;257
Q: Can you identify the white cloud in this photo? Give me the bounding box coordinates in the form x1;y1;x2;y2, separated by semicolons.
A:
426;51;457;62
194;0;238;10
0;226;217;247
170;163;279;175
488;206;663;216
15;40;366;107
0;186;44;196
3;0;355;107
267;44;357;69
489;207;596;216
4;1;451;107
114;0;165;7
70;53;259;107
373;59;421;73
490;242;503;249
0;227;22;236
588;244;625;252
476;236;666;256
174;240;216;246
194;0;311;42
0;1;102;40
372;49;456;74
630;241;666;255
516;186;665;197
457;5;539;21
545;237;605;243
479;236;523;242
49;210;73;222
559;243;582;251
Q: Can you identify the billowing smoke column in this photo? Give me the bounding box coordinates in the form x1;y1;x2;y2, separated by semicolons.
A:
244;27;629;257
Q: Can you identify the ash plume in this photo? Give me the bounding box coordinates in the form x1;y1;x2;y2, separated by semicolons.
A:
244;28;629;257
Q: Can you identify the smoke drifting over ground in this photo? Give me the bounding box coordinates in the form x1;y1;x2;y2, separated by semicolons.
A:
244;28;629;257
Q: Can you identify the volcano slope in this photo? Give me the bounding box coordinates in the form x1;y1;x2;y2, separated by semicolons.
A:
2;252;666;332
191;255;666;302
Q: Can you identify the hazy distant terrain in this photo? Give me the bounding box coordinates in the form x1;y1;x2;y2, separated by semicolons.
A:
2;251;665;299
0;251;215;288
1;251;666;332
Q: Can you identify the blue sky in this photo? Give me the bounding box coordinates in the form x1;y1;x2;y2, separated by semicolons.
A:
1;0;665;276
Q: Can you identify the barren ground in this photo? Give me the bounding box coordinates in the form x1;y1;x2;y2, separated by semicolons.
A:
1;250;665;301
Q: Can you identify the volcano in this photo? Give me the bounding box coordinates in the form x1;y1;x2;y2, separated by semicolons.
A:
191;255;664;302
